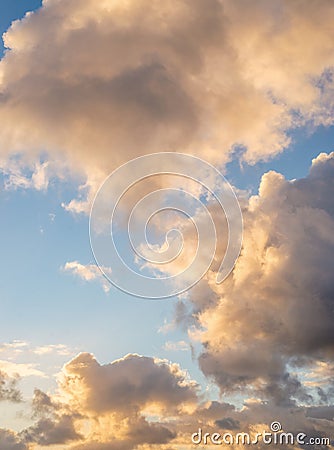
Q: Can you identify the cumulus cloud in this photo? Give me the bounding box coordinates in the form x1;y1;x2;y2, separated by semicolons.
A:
1;0;334;209
0;370;21;403
21;415;82;446
62;261;112;292
168;152;334;408
0;351;331;449
0;429;27;450
59;352;198;416
2;150;331;444
17;352;199;449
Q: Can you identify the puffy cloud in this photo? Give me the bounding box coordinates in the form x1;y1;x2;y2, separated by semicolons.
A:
0;429;27;450
16;352;199;449
1;0;334;209
1;1;334;446
62;261;112;292
4;147;334;443
21;415;82;446
0;160;49;191
173;152;334;406
0;351;331;449
0;370;21;403
16;388;82;447
59;352;198;415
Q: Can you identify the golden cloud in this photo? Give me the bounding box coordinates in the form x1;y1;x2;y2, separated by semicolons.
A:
1;0;334;209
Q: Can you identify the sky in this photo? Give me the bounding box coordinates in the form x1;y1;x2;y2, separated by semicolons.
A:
0;1;334;449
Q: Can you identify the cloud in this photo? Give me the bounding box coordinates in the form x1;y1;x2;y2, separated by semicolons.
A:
1;0;334;209
0;351;331;449
0;341;75;385
32;344;73;356
0;371;21;403
59;352;198;415
62;261;112;292
17;352;199;449
0;341;28;356
163;340;189;352
166;152;334;407
1;0;334;447
306;405;334;421
21;415;82;446
215;417;240;430
17;388;82;447
0;360;45;379
0;429;27;450
0;341;73;359
0;156;67;192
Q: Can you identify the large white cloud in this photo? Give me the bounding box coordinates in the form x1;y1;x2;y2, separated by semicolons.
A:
1;351;332;449
1;0;334;210
171;152;334;408
19;352;199;449
59;352;198;415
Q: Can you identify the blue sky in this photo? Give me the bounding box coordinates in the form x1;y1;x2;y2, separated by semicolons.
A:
0;1;334;449
226;125;334;191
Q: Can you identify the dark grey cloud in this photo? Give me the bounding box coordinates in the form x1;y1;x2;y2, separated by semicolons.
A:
21;416;82;446
215;417;240;430
306;406;334;421
0;429;27;450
